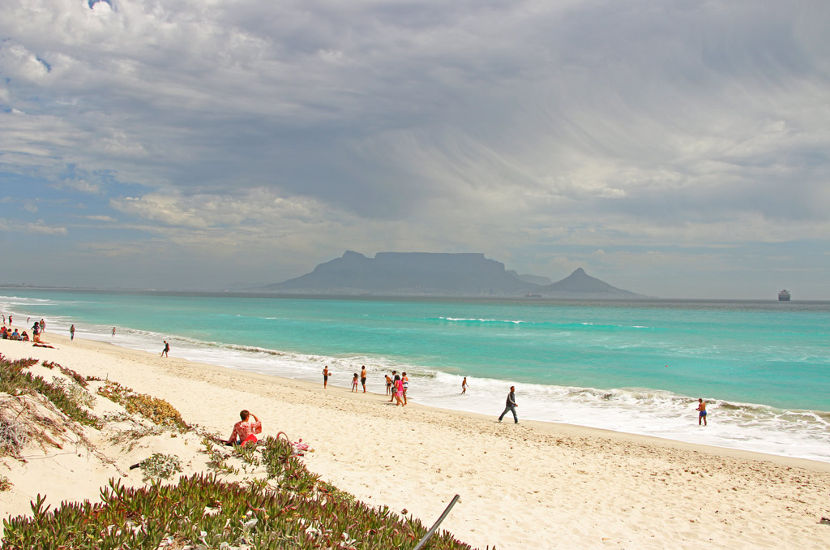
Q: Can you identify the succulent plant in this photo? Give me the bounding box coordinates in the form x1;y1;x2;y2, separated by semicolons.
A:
2;437;477;549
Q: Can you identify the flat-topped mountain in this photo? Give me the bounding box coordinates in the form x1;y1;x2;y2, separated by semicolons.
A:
264;251;641;298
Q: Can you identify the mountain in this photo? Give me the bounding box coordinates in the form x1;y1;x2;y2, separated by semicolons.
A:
266;251;533;296
510;272;553;285
264;251;642;298
538;267;640;298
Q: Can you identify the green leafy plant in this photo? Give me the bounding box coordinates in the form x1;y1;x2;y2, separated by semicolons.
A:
2;469;476;549
138;453;182;482
51;378;97;411
233;440;261;470
200;437;238;477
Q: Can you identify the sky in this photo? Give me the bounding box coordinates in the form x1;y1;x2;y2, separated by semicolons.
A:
1;1;829;299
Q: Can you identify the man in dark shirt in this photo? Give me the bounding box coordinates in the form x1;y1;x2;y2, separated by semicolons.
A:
498;385;519;424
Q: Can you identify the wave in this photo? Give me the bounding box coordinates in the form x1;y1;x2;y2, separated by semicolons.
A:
438;317;525;325
437;317;651;331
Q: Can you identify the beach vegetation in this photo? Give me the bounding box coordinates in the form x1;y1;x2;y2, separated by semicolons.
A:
2;446;474;549
201;437;240;477
41;360;88;388
138;452;183;482
97;381;188;431
234;439;260;464
104;413;164;452
0;355;476;548
0;355;100;429
51;378;97;410
0;414;27;457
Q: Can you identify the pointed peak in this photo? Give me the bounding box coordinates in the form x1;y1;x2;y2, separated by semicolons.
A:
571;267;586;276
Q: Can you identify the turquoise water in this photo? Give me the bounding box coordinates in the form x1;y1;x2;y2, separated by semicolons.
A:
3;290;829;461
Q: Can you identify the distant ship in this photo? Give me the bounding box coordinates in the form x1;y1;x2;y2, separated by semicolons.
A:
778;289;791;301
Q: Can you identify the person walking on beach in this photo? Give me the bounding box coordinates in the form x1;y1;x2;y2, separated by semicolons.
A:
402;372;409;405
323;366;330;389
697;398;707;426
161;340;169;357
461;376;467;394
70;324;75;341
351;373;359;392
498;386;519;424
360;366;367;393
39;319;45;333
112;327;116;337
385;374;392;395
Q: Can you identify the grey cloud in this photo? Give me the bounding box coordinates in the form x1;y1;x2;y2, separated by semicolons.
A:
0;0;829;295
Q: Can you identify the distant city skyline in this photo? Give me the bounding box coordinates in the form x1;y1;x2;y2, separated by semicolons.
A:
1;1;828;299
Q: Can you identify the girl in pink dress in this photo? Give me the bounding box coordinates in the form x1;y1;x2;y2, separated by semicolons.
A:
394;376;405;406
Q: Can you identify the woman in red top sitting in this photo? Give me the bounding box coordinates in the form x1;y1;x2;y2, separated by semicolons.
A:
227;410;262;446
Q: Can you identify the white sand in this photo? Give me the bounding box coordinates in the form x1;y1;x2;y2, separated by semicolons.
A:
1;334;829;548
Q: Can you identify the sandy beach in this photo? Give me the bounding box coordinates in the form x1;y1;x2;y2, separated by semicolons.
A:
1;333;829;549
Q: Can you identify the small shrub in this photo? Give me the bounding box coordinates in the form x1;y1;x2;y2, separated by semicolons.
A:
233;441;260;468
139;453;182;482
200;437;238;476
51;378;96;411
98;381;188;431
0;474;11;491
107;422;163;452
0;416;27;456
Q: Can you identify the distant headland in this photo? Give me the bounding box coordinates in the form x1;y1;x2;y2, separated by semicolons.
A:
262;251;642;299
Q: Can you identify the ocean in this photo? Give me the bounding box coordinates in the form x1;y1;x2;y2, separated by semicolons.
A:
2;289;829;462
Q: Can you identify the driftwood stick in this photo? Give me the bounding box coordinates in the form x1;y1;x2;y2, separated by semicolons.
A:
413;494;461;550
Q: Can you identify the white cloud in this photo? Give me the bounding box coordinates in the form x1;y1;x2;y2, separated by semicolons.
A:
55;178;102;194
0;218;67;235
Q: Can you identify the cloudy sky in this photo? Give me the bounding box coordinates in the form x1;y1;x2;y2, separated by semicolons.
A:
1;0;828;299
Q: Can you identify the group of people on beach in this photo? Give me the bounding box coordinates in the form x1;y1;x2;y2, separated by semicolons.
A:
1;326;28;341
1;316;47;343
322;365;410;406
384;370;409;406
